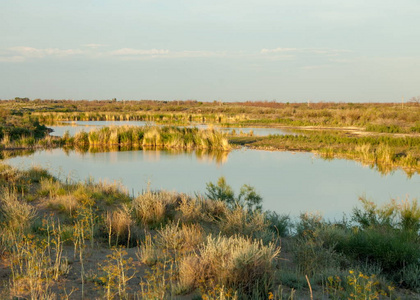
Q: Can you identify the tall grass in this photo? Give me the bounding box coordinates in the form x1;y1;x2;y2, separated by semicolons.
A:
132;190;179;228
178;234;280;298
72;126;231;150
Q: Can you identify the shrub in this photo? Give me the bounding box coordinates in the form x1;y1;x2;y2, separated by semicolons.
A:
218;205;269;240
178;235;280;298
0;188;36;235
205;177;263;212
155;221;204;254
265;211;292;237
105;204;135;247
132;190;178;228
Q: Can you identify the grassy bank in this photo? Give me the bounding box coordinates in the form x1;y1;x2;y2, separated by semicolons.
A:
230;131;420;175
0;165;419;299
2;99;420;130
0;109;50;150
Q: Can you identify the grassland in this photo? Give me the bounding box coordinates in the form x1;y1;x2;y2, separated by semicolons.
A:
2;98;420;130
1;164;420;299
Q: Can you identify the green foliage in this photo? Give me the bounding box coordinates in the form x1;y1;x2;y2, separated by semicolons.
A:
366;124;402;133
205;177;235;205
326;270;392;300
205;177;263;212
265;211;292;237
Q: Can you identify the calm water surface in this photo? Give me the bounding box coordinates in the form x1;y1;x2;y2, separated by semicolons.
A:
48;121;290;137
5;148;419;219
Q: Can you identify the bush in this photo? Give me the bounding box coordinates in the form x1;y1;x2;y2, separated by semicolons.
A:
205;177;263;212
178;235;280;298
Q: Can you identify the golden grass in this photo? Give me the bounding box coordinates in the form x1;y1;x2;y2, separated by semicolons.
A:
178;234;280;295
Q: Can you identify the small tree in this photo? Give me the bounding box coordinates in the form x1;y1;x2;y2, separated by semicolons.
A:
409;96;420;104
205;177;263;212
205;177;235;205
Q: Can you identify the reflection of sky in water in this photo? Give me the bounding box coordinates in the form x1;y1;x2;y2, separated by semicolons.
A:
5;148;420;220
48;121;292;137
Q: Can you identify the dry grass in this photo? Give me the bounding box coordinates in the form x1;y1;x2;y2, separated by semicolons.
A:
178;234;280;296
105;204;135;247
176;196;205;223
132;190;178;228
46;194;79;216
156;221;204;254
137;233;162;266
0;188;36;235
218;205;269;239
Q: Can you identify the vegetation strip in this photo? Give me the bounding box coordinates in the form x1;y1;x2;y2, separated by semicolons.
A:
0;165;418;298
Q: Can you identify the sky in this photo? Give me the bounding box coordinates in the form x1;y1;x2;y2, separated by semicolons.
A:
1;0;419;102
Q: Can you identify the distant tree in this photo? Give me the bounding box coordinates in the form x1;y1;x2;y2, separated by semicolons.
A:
15;97;30;102
409;96;420;104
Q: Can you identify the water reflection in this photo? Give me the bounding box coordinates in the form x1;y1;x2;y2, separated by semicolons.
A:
59;145;229;165
317;152;417;178
4;148;420;219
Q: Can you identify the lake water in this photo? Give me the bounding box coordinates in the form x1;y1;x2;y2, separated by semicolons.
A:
4;147;419;220
48;121;291;137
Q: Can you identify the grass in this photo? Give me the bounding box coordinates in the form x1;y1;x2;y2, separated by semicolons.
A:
232;130;420;175
1;164;420;299
79;125;231;150
3;98;419;129
178;234;280;298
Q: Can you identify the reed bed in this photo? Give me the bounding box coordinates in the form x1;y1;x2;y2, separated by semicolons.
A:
73;125;231;150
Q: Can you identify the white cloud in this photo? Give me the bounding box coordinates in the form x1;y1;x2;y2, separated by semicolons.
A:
83;43;108;49
83;43;107;49
9;46;84;58
1;46;229;62
261;48;297;54
172;50;227;58
261;47;351;56
108;48;227;60
0;56;25;63
110;48;170;56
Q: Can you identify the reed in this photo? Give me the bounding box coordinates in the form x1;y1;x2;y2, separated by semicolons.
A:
70;126;231;150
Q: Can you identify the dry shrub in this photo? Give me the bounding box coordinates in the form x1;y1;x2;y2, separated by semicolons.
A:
156;222;204;254
177;196;204;223
201;198;228;220
137;233;162;266
218;205;269;239
132;190;178;227
0;188;36;234
105;204;135;246
178;235;280;296
46;194;79;216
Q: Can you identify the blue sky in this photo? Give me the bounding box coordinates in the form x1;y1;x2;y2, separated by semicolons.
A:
1;0;419;102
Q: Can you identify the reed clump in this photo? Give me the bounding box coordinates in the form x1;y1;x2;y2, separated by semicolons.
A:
72;126;231;150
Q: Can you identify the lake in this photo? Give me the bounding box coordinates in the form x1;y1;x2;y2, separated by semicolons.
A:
4;147;419;220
